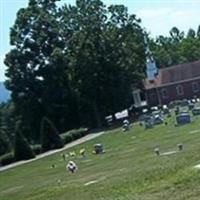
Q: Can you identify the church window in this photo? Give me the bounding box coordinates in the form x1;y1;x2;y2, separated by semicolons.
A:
176;85;184;96
192;82;199;93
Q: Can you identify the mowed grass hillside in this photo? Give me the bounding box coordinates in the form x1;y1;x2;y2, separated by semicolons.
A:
1;115;200;200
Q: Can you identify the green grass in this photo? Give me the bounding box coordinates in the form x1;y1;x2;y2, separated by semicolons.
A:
1;114;200;200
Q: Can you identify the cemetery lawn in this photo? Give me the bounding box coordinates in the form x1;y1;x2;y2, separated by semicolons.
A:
1;116;200;200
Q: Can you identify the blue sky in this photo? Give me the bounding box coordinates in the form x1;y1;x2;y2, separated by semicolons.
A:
0;0;200;81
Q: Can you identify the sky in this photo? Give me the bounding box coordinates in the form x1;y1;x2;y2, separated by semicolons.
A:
0;0;200;81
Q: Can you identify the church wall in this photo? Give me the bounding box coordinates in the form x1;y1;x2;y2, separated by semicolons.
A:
146;79;200;106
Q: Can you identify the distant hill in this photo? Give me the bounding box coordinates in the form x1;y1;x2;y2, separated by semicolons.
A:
0;82;10;103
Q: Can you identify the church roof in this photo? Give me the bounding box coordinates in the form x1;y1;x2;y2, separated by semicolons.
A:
144;60;200;90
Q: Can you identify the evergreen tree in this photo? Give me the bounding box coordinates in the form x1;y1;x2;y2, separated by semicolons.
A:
0;127;10;156
0;101;16;155
14;120;35;161
40;117;64;152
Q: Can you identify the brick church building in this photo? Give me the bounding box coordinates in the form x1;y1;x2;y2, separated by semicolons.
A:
132;39;200;107
143;60;200;106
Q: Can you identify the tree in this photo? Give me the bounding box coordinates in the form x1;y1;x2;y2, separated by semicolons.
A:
0;101;16;155
0;128;10;156
5;0;146;134
40;117;63;152
61;1;146;127
197;25;200;38
4;0;75;141
169;27;184;42
187;28;196;38
14;120;35;161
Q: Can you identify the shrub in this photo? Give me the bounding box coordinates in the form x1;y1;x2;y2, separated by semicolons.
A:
0;152;15;166
40;117;64;152
14;121;35;161
0;128;11;156
31;144;42;155
60;128;88;144
60;134;73;144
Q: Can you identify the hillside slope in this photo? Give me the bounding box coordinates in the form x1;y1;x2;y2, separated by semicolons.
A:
1;117;200;200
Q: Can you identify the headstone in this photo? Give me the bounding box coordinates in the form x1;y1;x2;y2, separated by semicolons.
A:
176;112;191;125
163;108;169;115
153;115;164;125
177;143;183;151
142;108;148;113
192;107;200;115
93;144;104;154
188;103;195;110
139;114;149;122
154;148;160;156
151;106;158;112
122;119;130;132
145;118;154;129
192;99;196;103
181;99;189;107
57;179;61;186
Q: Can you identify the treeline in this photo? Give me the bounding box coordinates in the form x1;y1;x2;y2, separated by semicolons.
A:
150;26;200;68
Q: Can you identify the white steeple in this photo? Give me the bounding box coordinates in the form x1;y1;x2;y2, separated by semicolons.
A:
144;36;158;81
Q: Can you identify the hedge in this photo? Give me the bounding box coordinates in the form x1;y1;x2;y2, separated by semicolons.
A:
31;144;42;155
0;152;15;166
0;128;88;167
60;128;88;144
40;117;64;152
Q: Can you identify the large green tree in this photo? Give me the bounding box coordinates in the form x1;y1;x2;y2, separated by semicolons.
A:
5;0;146;138
4;0;76;141
61;1;146;127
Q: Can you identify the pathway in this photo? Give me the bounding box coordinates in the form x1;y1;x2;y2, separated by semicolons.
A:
0;131;106;172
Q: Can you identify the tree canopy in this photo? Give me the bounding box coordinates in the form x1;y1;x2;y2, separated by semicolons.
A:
150;26;200;68
4;0;146;141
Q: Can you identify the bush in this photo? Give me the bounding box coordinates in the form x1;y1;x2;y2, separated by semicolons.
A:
0;152;15;166
60;128;88;144
40;117;64;152
31;144;42;155
0;128;11;156
14;120;35;161
60;134;73;144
